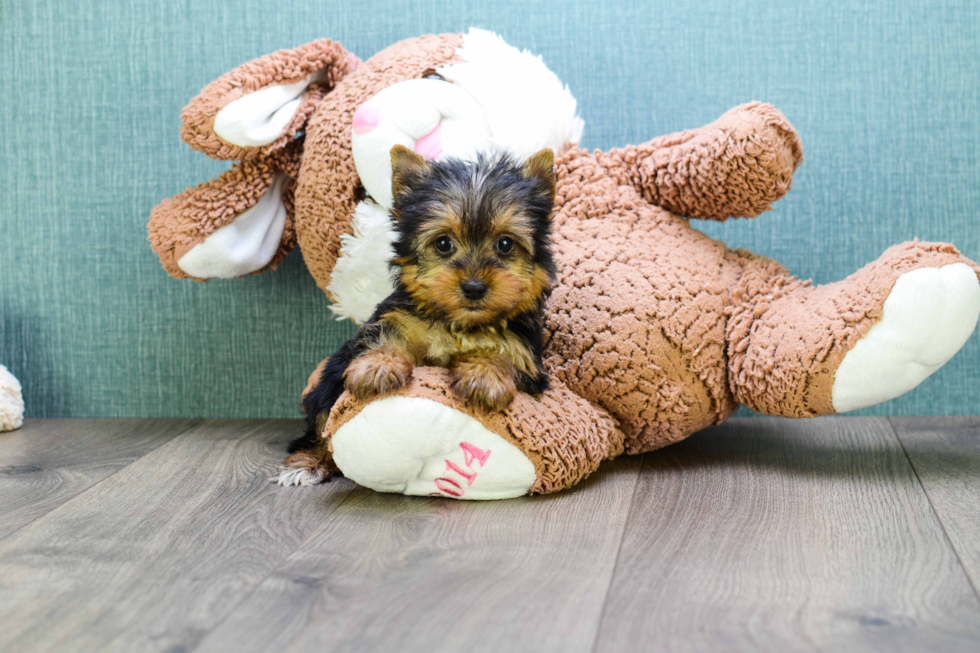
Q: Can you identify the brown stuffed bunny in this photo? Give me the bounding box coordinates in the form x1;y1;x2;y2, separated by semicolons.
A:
149;29;980;499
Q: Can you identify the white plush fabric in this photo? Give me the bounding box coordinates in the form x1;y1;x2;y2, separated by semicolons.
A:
438;28;585;160
0;365;24;432
832;263;980;412
177;173;289;279
326;200;398;323
332;395;538;500
214;70;328;147
351;78;492;210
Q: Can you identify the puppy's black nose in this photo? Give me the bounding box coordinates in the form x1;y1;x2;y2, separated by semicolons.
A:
461;279;488;300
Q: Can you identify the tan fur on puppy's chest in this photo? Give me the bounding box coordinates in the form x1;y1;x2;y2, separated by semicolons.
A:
381;310;537;375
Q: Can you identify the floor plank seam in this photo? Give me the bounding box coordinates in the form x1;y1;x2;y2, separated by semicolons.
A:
185;480;361;652
587;455;645;653
886;416;980;605
0;419;203;545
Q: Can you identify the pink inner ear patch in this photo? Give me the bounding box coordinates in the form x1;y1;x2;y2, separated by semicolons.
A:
414;123;443;160
352;104;381;135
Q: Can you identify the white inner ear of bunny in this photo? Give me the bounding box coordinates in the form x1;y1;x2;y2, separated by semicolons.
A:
326;200;398;324
177;173;288;279
214;70;329;147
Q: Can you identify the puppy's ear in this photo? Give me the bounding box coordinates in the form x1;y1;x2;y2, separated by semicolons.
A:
522;148;556;201
390;145;430;203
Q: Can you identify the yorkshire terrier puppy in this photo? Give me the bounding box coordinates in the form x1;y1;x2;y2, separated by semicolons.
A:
274;145;557;486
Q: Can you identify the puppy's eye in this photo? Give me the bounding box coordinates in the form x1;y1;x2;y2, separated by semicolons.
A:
434;236;455;255
495;236;515;254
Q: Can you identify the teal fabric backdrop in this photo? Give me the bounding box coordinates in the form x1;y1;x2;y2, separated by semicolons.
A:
2;0;978;418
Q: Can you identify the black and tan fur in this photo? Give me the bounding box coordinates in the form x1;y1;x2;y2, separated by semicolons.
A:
281;146;557;481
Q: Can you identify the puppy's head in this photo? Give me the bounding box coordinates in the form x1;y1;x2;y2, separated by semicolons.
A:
389;146;557;329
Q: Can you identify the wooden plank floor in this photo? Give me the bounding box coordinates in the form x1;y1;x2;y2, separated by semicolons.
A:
0;417;978;652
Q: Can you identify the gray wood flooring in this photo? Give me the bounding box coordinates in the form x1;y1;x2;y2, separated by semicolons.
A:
1;417;978;652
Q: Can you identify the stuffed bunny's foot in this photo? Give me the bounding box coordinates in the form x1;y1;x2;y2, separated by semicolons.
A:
832;263;980;412
331;396;537;500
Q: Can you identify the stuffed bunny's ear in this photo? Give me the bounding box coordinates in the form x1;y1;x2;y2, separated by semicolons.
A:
181;39;357;160
174;173;290;279
148;151;300;281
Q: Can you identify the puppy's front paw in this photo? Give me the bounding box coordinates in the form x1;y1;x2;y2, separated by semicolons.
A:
451;356;517;412
344;346;414;400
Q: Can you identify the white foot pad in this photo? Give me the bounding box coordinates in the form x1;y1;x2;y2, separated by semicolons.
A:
331;396;537;500
832;263;980;412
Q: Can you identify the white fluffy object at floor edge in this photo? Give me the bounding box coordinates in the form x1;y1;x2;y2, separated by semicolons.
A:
0;365;24;432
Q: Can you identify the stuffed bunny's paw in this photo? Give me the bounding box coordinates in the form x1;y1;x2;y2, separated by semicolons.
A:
832;263;980;412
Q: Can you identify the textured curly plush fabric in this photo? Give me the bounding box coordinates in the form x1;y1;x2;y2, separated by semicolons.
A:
543;127;802;454
601;101;804;221
323;366;624;495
